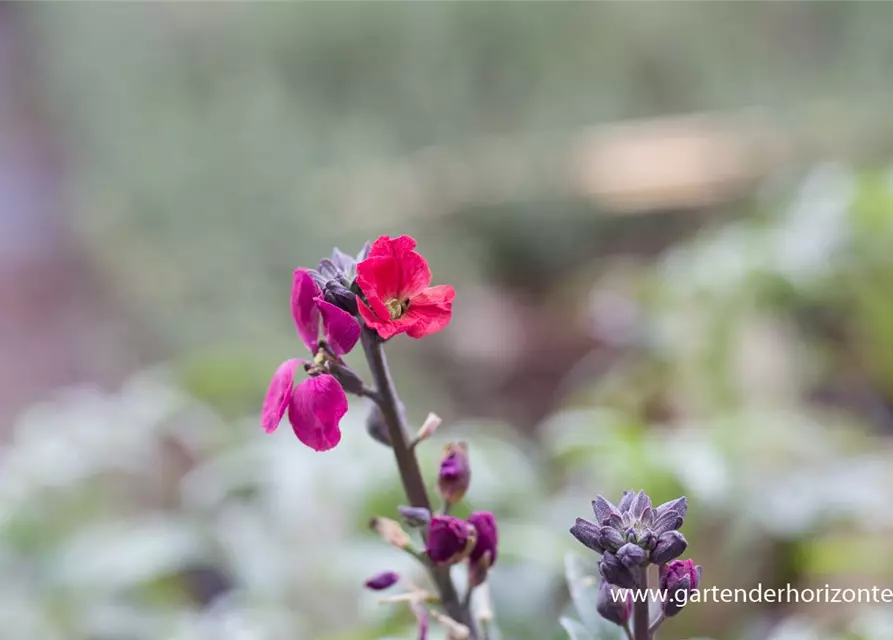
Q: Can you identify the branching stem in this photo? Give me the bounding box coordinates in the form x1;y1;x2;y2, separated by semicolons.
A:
361;328;477;638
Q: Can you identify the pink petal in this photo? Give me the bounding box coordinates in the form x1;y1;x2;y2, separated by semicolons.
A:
367;235;417;259
405;285;455;339
396;249;432;299
260;359;298;433
291;269;321;353
362;236;431;298
317;298;360;356
357;298;402;341
288;375;347;451
356;255;402;303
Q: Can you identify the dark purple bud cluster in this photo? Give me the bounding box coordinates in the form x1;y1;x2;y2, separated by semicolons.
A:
308;245;371;315
570;489;699;627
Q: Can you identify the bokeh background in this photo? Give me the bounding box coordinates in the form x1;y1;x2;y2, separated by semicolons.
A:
3;3;893;639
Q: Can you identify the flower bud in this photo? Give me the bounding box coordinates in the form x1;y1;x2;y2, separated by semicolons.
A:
659;559;701;617
596;581;632;627
437;442;470;506
569;518;605;554
467;511;498;587
324;281;359;315
370;517;411;550
598;525;626;553
364;571;400;591
365;404;392;447
413;412;442;444
598;552;638;589
426;515;476;565
616;542;647;569
398;505;432;528
650;530;688;565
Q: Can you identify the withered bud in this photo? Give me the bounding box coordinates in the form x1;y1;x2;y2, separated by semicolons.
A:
370;517;412;550
437;442;470;506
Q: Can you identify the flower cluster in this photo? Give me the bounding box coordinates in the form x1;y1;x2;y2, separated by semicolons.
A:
570;489;700;634
263;234;494;638
367;443;499;638
260;236;454;452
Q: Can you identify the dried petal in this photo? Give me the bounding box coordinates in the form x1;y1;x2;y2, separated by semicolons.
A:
370;517;412;550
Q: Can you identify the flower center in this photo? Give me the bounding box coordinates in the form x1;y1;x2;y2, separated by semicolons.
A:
386;298;409;320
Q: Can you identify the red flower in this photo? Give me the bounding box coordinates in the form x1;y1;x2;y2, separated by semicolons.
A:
356;235;455;340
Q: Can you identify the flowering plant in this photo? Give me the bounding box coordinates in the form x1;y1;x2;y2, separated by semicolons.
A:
568;490;701;640
260;235;494;638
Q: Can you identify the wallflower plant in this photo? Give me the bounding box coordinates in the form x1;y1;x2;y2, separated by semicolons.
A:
262;233;702;640
569;490;701;640
261;235;495;639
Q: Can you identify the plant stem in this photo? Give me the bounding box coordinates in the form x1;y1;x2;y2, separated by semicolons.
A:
361;328;477;638
633;567;651;640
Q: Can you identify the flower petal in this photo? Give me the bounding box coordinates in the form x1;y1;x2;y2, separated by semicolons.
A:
288;375;347;451
364;235;431;298
317;298;360;356
404;285;455;339
260;359;298;433
367;234;417;258
356;255;401;303
291;269;321;352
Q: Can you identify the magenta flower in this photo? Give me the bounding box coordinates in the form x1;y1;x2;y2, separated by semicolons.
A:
260;269;360;451
467;511;498;587
425;515;476;565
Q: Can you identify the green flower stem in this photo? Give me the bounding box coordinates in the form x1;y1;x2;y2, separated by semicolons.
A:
361;328;477;638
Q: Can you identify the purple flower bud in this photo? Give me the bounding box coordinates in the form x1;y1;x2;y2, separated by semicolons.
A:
655;496;687;517
596;581;632;627
650;530;688;565
592;496;621;525
651;508;684;536
467;511;498;587
617;542;647;569
599;552;639;589
398;506;432;528
324;281;359;314
617;490;635;513
437;442;470;506
628;490;651;519
598;525;625;552
659;559;701;617
426;515;476;566
364;571;400;591
569;518;605;554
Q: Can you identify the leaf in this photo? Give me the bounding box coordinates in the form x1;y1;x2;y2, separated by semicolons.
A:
559;617;594;640
564;553;601;631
